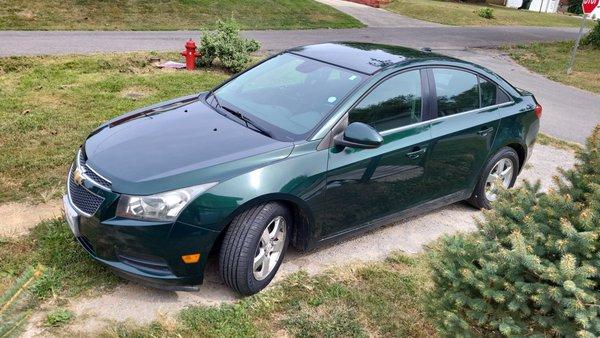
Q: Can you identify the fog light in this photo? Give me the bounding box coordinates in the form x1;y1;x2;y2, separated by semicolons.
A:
181;253;201;264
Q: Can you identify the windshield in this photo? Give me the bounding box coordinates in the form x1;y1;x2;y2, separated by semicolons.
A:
213;53;364;141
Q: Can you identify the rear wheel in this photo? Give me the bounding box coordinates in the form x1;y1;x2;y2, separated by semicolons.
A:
468;147;519;209
219;202;290;295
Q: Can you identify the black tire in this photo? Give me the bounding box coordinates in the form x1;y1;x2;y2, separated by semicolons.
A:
219;202;291;295
468;147;520;209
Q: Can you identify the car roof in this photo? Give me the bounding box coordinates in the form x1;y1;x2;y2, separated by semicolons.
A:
286;42;457;75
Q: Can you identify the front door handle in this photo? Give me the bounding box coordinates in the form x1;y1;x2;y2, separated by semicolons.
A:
406;147;426;159
477;127;494;137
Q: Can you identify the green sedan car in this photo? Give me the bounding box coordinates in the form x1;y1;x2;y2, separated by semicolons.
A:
63;42;541;295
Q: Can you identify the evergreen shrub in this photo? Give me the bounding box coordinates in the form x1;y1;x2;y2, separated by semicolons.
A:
429;126;600;337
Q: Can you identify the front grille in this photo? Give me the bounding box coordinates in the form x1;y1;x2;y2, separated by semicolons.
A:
69;167;105;216
79;151;112;189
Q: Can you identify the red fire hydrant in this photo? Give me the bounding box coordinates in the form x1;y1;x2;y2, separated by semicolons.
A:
181;39;201;71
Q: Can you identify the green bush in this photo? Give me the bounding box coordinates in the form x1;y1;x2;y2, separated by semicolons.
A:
429;126;600;337
583;21;600;49
478;8;494;19
45;308;74;327
198;19;260;73
568;0;583;14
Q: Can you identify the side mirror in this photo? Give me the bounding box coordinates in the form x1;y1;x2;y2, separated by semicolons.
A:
333;122;383;149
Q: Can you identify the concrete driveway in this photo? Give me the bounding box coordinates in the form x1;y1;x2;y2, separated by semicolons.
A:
314;0;445;27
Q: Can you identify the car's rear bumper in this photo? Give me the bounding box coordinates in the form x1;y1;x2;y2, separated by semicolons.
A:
62;194;220;290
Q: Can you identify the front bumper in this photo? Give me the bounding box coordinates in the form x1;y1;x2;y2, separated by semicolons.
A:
62;193;220;289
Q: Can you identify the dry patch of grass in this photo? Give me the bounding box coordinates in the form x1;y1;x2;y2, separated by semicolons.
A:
384;0;590;27
0;219;119;335
104;253;437;337
538;133;582;152
503;41;600;94
0;52;229;203
119;85;157;101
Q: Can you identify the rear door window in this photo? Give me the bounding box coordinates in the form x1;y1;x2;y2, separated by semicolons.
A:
432;68;479;117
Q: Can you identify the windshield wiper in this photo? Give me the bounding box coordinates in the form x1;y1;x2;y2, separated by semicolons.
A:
207;91;221;109
220;105;272;138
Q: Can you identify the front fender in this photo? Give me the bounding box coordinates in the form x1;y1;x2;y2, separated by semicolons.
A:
177;141;328;241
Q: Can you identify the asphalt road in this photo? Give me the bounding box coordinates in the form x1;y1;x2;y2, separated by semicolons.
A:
0;26;581;56
1;26;598;143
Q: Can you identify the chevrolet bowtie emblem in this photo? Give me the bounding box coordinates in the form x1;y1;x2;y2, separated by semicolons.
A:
73;167;85;186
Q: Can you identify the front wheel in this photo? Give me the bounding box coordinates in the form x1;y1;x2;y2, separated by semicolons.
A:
468;147;519;209
219;202;291;295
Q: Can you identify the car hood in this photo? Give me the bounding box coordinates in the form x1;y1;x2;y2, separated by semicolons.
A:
83;94;294;195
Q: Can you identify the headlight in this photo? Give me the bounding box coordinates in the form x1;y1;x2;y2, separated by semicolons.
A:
116;182;217;221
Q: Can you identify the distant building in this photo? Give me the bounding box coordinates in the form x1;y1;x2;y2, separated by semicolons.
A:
591;4;600;19
506;0;560;13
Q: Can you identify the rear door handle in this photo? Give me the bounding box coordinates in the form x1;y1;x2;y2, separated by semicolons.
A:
406;147;426;159
477;127;494;137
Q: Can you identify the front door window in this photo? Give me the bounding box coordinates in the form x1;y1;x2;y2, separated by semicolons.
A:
349;70;422;132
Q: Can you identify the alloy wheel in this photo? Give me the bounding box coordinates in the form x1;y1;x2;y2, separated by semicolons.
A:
253;216;286;281
484;158;514;202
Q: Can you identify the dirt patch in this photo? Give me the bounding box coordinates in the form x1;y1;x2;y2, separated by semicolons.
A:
0;200;62;238
22;143;574;336
119;86;157;100
17;10;36;20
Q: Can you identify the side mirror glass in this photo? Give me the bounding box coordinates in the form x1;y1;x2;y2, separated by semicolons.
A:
333;122;383;149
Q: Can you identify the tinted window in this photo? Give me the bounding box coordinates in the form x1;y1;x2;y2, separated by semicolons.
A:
433;68;479;117
480;77;511;107
349;70;422;131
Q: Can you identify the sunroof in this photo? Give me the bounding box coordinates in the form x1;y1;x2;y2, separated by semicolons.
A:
288;42;409;75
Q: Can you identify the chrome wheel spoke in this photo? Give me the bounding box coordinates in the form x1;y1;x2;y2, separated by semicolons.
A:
485;158;514;202
253;249;266;271
260;228;270;246
253;215;286;281
269;217;282;239
256;254;270;279
272;237;285;253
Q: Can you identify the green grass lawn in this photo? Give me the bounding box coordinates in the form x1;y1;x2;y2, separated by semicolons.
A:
0;219;120;335
0;53;231;203
0;0;362;30
0;217;436;336
0;219;118;299
384;0;588;27
105;253;437;337
503;41;600;94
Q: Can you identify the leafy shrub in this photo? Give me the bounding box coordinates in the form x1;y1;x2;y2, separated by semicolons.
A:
568;0;583;14
198;19;260;73
45;308;74;327
478;8;495;19
583;21;600;49
429;126;600;337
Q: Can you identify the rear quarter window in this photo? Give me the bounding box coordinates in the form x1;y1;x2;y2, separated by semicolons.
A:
432;68;479;117
480;77;511;107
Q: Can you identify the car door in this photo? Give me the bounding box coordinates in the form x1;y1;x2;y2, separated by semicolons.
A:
321;69;432;239
421;67;511;202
